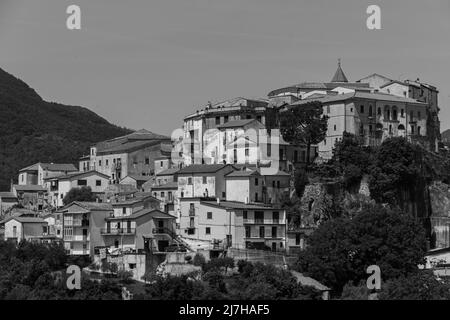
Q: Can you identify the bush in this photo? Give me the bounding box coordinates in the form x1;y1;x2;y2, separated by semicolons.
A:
117;269;134;284
193;253;206;267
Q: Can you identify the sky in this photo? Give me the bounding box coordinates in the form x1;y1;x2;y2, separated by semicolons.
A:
0;0;449;135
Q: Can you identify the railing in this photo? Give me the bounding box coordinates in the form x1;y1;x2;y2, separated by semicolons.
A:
100;228;136;235
244;219;284;225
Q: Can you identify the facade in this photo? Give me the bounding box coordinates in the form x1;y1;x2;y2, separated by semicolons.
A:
62;202;113;256
82;129;172;183
12;184;48;211
4;217;48;243
18;163;77;186
182;97;279;165
177;164;236;200
120;175;152;190
151;182;178;219
44;171;110;207
179;198;287;251
0;192;18;215
289;91;429;159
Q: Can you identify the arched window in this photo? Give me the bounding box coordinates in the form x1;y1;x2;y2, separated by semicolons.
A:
377;107;381;115
392;109;398;121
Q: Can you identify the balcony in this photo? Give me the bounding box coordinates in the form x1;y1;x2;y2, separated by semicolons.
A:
244;219;284;225
152;227;176;238
100;228;136;235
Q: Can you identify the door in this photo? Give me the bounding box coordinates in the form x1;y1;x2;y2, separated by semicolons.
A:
271;242;277;251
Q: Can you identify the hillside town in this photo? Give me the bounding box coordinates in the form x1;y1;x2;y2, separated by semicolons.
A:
0;61;448;300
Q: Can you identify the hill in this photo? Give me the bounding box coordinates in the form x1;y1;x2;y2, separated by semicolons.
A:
0;67;132;190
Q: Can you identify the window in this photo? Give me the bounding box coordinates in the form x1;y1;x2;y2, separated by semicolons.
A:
389;125;392;134
12;226;17;238
401;109;404;117
272;181;275;188
259;226;265;238
256;115;261;122
273;212;279;223
98;160;102;166
106;159;109;166
222;192;226;198
123;207;126;214
418;111;421;119
410;111;414;119
188;177;193;185
360;105;364;113
255;193;258;202
129;263;136;269
145;157;150;165
96;180;101;186
327;105;330;114
272;227;277;238
277;181;280;188
205;227;211;235
114;240;119;248
377;108;381;115
243;211;248;220
369;105;373;116
295;234;301;246
202;176;207;184
255;178;259;186
224;116;229;123
245;148;249;157
294;150;298;162
82;229;88;236
418;126;421;135
77;179;87;186
215;116;221;125
207;212;212;219
245;226;251;238
411;125;415;134
161;192;165;197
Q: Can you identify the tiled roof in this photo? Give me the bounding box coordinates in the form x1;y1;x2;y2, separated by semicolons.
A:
56;170;110;180
331;61;348;83
107;208;175;220
19;163;77;172
112;193;159;206
0;192;17;199
13;184;46;192
121;174;153;182
12;217;46;224
216;119;261;129
225;169;260;178
290;91;427;106
200;200;280;211
177;164;234;174
70;201;113;211
151;182;178;190
156;168;180;176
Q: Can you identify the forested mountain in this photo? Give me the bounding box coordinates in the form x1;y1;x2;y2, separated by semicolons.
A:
0;67;131;190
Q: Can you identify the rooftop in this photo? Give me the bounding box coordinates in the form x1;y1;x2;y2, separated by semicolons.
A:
331;59;348;83
156;168;180;176
67;201;113;211
13;184;47;192
177;164;234;175
151;181;178;190
11;217;46;224
216;119;263;129
46;170;110;181
19;162;77;172
199;199;281;211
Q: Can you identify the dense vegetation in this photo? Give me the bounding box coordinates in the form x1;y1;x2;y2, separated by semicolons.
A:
63;186;96;205
0;67;131;190
0;240;123;300
135;258;322;300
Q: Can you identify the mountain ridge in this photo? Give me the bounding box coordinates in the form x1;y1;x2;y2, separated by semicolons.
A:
0;67;133;190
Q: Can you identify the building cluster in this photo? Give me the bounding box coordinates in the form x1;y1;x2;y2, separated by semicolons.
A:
0;61;442;279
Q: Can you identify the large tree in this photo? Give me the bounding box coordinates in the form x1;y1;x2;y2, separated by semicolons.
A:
295;203;427;294
279;101;328;166
62;186;96;205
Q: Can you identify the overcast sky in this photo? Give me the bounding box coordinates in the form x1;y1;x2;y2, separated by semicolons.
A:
1;0;449;135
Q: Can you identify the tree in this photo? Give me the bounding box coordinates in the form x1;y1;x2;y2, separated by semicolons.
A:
378;271;450;300
279;101;328;166
295;203;427;294
63;186;96;205
368;137;424;205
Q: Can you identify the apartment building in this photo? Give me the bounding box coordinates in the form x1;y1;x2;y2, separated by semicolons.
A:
179;198;287;251
82;129;172;183
44;171;110;207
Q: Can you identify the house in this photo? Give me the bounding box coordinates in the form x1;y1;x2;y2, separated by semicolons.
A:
42;211;63;238
83;129;172;183
177;164;236;200
12;184;48;211
289;91;429;159
62;201;114;256
4;216;48;243
151;182;178;220
225;167;291;205
0;192;18;215
182;97;277;165
154;168;179;186
44;170;110;207
179;198;287;251
120;174;153;190
18;162;77;186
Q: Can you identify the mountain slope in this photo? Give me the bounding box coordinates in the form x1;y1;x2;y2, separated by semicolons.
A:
0;67;132;190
